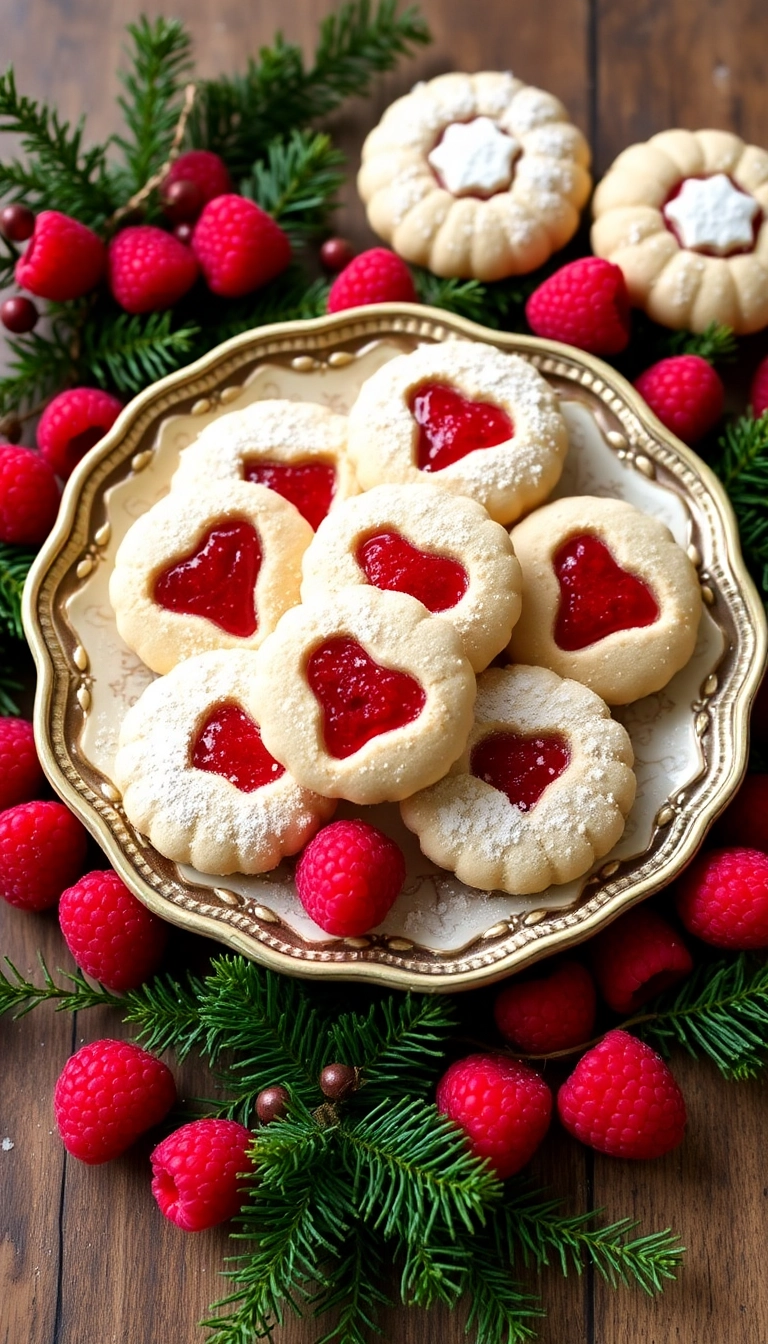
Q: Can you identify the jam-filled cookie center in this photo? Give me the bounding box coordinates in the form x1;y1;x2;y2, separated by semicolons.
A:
409;382;513;472
427;117;521;198
470;730;570;812
662;173;761;256
356;529;469;612
153;521;261;637
306;635;426;759
243;458;336;531
553;533;659;651
191;703;285;792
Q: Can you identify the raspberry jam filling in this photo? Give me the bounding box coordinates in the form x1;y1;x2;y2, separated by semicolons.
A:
408;382;513;472
553;533;659;651
471;731;570;812
243;459;336;531
153;521;261;638
306;636;426;759
191;703;285;792
356;530;469;612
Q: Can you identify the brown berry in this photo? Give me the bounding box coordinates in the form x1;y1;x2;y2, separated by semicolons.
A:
1;296;39;334
256;1085;290;1124
0;414;22;444
0;204;35;243
173;222;194;246
162;178;205;224
320;237;355;272
319;1063;358;1100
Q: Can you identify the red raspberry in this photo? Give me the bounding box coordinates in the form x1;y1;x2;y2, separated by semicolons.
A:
192;195;292;298
163;150;232;210
676;847;768;948
0;717;44;811
295;820;405;936
37;387;123;479
590;907;693;1014
327;247;418;312
494;961;596;1054
59;869;168;990
0;444;60;544
151;1118;254;1231
15;210;105;301
634;354;724;444
54;1038;176;1164
525;257;631;355
713;775;768;850
749;354;768;417
436;1053;552;1179
0;799;88;910
557;1029;687;1159
107;225;199;313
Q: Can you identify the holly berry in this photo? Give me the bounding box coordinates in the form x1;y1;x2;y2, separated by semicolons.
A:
319;1063;358;1100
162;178;205;224
15;210;105;302
256;1085;290;1124
0;204;35;242
173;222;194;246
320;237;355;272
1;296;39;334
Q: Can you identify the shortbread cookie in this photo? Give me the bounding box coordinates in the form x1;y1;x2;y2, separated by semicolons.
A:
252;586;476;804
592;129;768;333
507;496;702;704
114;651;336;875
346;342;568;525
171;399;357;530
301;483;522;671
110;482;312;674
358;71;592;280
401;664;636;895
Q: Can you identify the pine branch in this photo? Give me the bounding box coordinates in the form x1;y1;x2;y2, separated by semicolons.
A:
242;131;345;243
0;957;123;1019
112;17;194;203
711;414;768;601
666;321;737;364
461;1232;543;1344
412;266;542;331
0;646;24;715
0;543;35;640
80;310;200;395
398;1229;467;1309
314;1224;391;1344
330;994;455;1106
0;323;76;416
190;268;329;357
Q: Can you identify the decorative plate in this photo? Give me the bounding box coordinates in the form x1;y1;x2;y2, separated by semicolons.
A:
23;306;767;991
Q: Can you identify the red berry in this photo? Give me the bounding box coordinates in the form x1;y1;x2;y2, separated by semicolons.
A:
163;151;232;209
1;296;39;333
494;961;597;1054
15;210;105;301
750;354;768;418
0;717;44;811
37;387;123;479
634;354;724;444
162;178;205;224
192;195;292;299
107;225;199;313
54;1038;176;1164
557;1029;686;1159
525;257;631;355
59;869;168;990
436;1053;552;1179
0;444;60;544
151;1118;254;1231
590;907;693;1014
320;237;355;272
0;799;88;911
327;247;418;312
0;204;35;243
173;222;194;246
676;847;768;949
295;819;405;936
713;774;768;850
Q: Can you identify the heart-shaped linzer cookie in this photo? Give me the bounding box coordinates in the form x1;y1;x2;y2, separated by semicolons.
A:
553;533;659;651
470;730;570;812
243;459;336;531
356;530;469;612
409;382;513;472
191;703;285;792
307;636;426;759
153;521;261;637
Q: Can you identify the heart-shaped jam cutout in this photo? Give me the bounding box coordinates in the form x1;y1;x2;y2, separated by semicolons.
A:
470;731;570;812
409;382;513;472
192;703;285;792
153;521;261;638
243;459;336;530
306;636;426;759
553;533;659;652
356;530;469;612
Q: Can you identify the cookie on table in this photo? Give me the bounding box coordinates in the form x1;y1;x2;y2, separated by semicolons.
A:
401;664;636;895
592;129;768;333
252;586;476;805
300;483;522;672
507;495;702;704
358;71;591;280
346;341;568;526
114;651;336;875
109;481;311;674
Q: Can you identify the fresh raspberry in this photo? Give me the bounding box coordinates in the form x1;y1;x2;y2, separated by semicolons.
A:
163;150;232;211
0;444;60;544
54;1038;176;1164
749;355;768;417
327;247;418;312
0;717;44;811
436;1053;552;1179
634;355;724;444
590;907;693;1014
676;847;768;948
493;961;597;1054
37;388;123;479
525;257;631;355
712;775;768;850
15;210;105;301
0;799;88;910
557;1029;686;1159
59;869;169;990
192;195;292;298
295;820;405;936
107;225;199;313
151;1118;254;1231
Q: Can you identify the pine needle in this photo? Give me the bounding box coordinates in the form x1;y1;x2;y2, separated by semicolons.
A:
330;994;456;1105
666;321;738;364
711;413;768;601
0;543;35;640
80;310;200;394
112;17;194;202
242;130;346;242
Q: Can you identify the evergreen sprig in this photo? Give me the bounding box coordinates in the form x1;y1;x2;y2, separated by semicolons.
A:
80;310;201;394
242;131;346;243
0;542;34;640
111;17;194;204
711;413;768;602
667;321;738;364
0;320;77;415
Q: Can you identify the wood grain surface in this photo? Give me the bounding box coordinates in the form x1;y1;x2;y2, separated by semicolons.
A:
2;2;768;1343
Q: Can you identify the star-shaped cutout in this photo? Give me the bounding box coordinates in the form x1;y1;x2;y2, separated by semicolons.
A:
427;117;520;198
663;173;760;255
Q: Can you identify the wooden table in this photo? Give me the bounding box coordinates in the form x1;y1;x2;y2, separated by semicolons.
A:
2;2;768;1342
